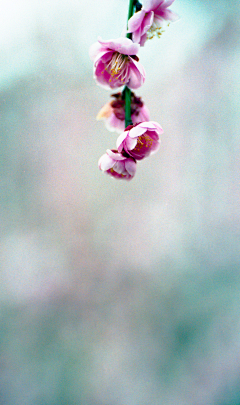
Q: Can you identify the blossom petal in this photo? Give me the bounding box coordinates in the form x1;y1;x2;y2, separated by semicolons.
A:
142;0;164;12
98;37;139;56
98;154;113;171
135;121;163;135
162;0;176;8
139;33;148;46
129;125;147;138
150;140;161;153
130;11;154;45
141;11;155;34
125;159;137;176
127;58;145;89
93;50;113;66
132;28;143;44
155;8;179;21
149;121;164;134
96;102;113;120
107;149;126;160
113;160;125;174
107;113;125;133
125;136;138;150
127;10;146;32
137;105;150;121
116;132;128;151
89;42;104;61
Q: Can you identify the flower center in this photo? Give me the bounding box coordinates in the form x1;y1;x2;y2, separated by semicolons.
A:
147;20;170;40
134;134;153;151
105;52;129;82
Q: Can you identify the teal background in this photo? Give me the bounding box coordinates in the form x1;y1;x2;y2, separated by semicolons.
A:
0;0;240;404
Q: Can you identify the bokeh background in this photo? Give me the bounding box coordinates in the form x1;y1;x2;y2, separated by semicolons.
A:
0;0;240;404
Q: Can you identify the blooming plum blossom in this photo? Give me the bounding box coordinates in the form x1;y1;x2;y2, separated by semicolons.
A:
117;121;163;160
127;0;179;46
98;149;137;180
89;37;145;89
96;92;150;133
90;0;177;181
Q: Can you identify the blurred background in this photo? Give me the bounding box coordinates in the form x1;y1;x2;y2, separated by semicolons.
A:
0;0;240;404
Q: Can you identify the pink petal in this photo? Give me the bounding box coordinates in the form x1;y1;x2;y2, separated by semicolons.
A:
107;114;125;133
98;154;114;171
125;159;137;176
150;140;161;154
89;42;103;61
132;28;143;44
94;63;113;88
141;11;154;34
107;149;126;160
93;50;113;66
116;132;128;151
129;11;154;45
127;59;145;89
98;37;139;56
155;8;179;21
139;33;148;46
142;0;164;12
137;105;150;122
125;136;138;150
138;121;158;129
149;121;164;134
129;125;147;138
113;160;125;174
164;9;179;21
136;121;163;135
162;0;176;8
127;10;146;32
94;60;107;77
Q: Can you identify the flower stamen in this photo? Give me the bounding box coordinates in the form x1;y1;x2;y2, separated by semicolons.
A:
147;20;166;40
105;52;129;79
135;134;153;151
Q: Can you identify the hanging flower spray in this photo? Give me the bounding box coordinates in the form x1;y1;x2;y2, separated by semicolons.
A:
90;0;179;180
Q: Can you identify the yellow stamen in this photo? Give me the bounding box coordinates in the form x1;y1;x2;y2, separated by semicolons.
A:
147;21;166;41
134;135;153;152
105;52;129;80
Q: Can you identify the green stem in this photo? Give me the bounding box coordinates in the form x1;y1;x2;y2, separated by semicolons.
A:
126;0;135;40
124;0;135;127
124;86;132;127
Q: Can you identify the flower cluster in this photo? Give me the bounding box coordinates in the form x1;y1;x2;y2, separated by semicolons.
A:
90;0;178;180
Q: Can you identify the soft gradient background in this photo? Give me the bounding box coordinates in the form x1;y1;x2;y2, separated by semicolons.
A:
0;0;240;404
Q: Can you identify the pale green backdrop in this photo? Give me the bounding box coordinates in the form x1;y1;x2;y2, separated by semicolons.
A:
0;0;240;404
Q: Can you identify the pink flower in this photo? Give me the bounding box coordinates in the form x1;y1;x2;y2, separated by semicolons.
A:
117;121;163;160
128;0;179;46
89;37;145;89
96;92;150;133
98;149;137;180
